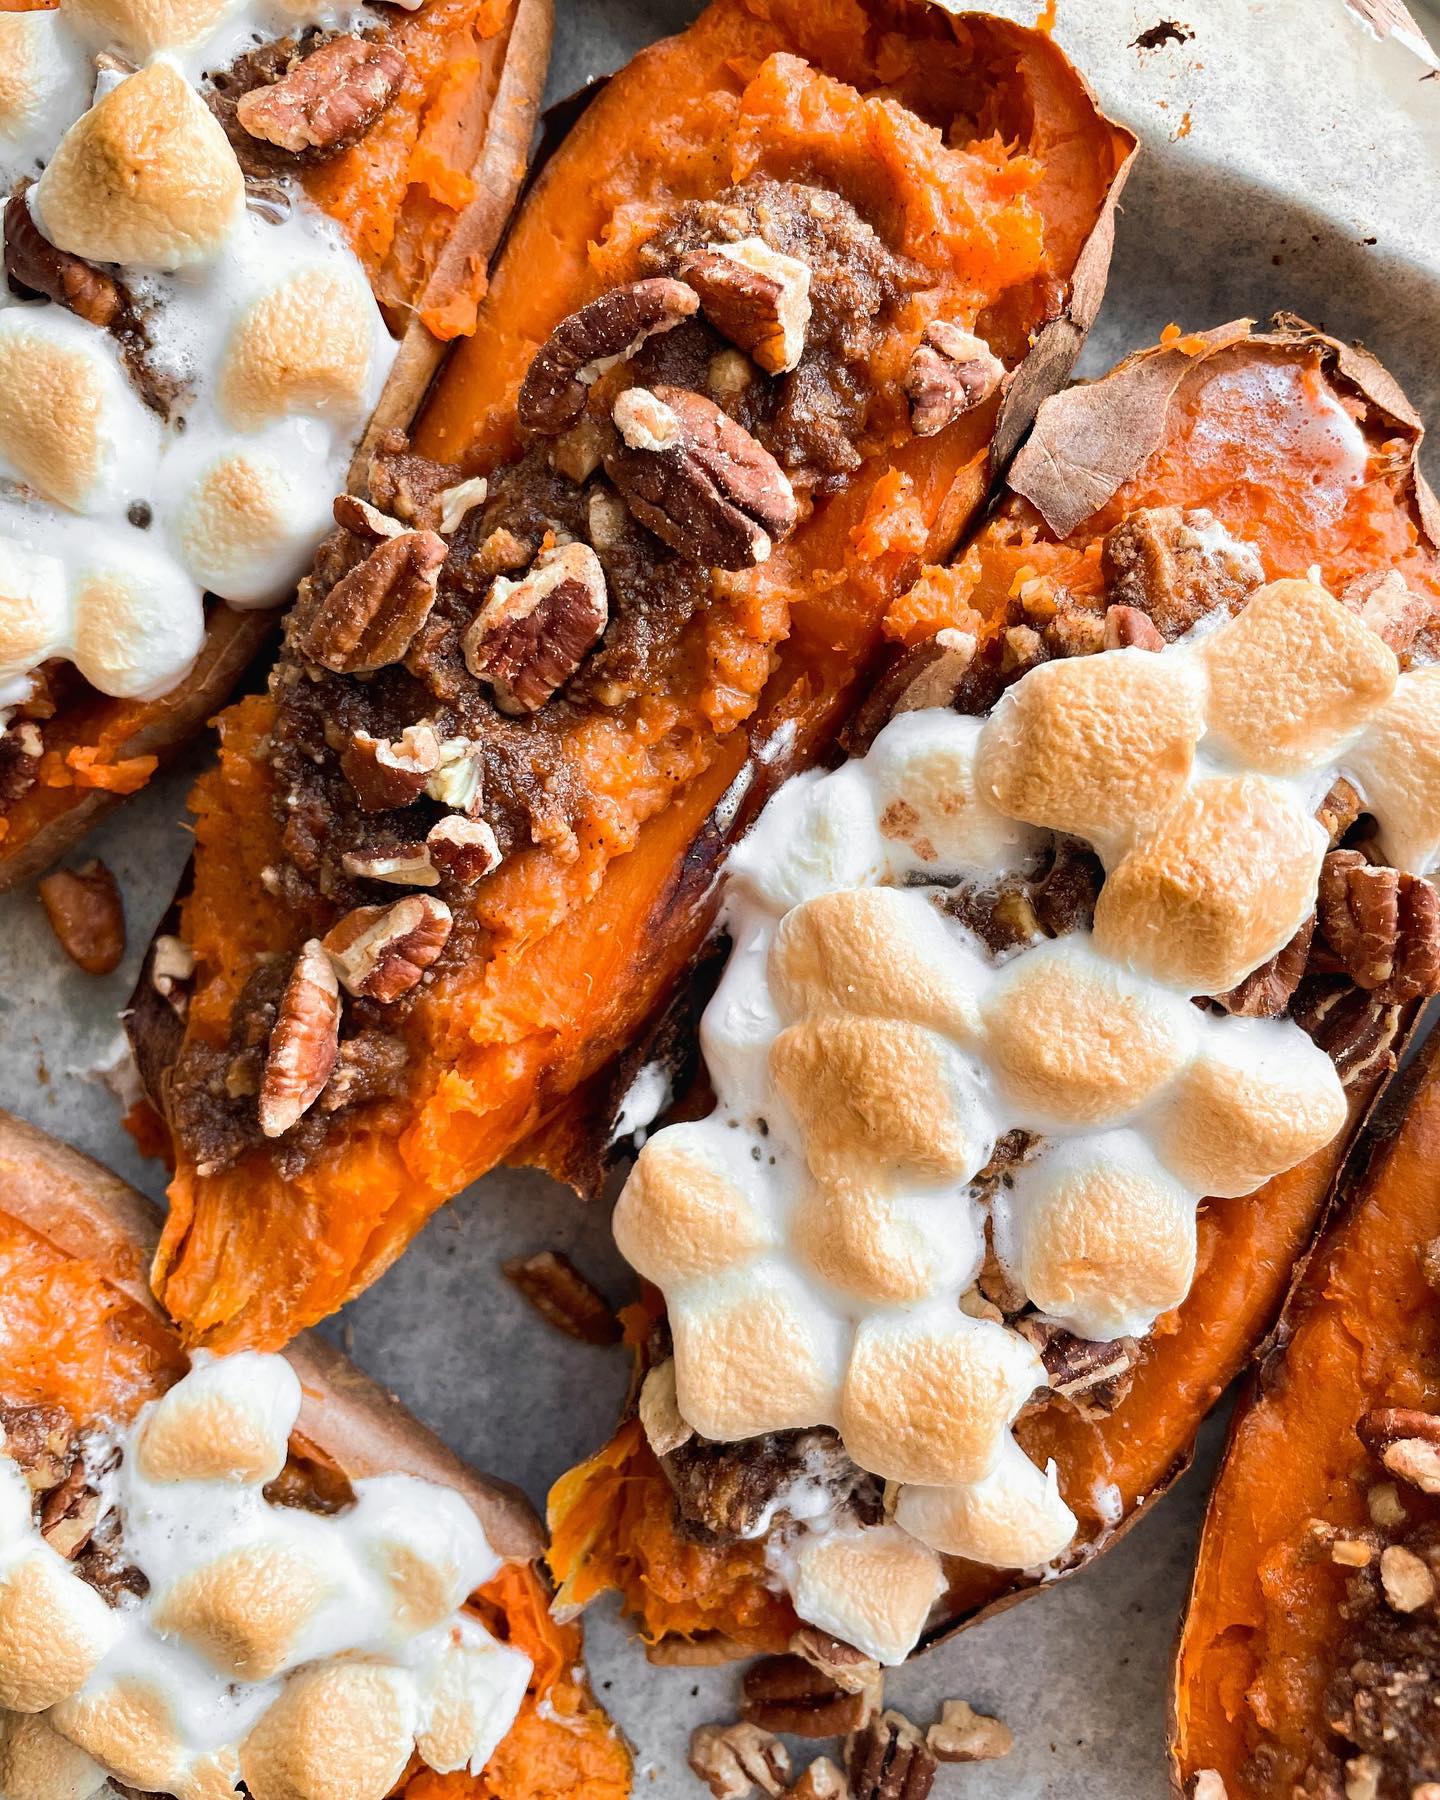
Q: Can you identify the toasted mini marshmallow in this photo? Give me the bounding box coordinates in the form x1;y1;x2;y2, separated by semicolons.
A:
0;538;68;681
1347;666;1440;876
728;763;886;914
219;266;376;431
35;61;244;270
982;937;1196;1127
769;1016;990;1183
1202;578;1397;773
839;1312;1043;1487
351;1474;498;1638
1092;775;1326;995
171;447;332;606
612;1124;772;1291
177;1747;245;1800
0;307;161;513
785;1525;945;1667
239;1660;421;1800
0;1708;111;1800
70;550;205;698
136;1350;300;1487
792;1175;981;1307
975;649;1206;854
0;1550;119;1713
867;709;1039;876
415;1624;532;1776
670;1267;843;1443
768;886;985;1041
152;1542;334;1681
1151;1021;1347;1198
49;1677;184;1793
894;1438;1077;1569
63;0;243;61
998;1135;1196;1340
0;13;94;190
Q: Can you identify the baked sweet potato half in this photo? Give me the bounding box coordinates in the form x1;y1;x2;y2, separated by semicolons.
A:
130;0;1135;1350
0;0;552;890
1171;1028;1440;1799
545;318;1440;1669
0;1108;629;1800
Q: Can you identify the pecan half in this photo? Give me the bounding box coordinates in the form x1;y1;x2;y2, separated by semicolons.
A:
296;529;447;674
463;541;609;713
1016;1318;1141;1418
1359;1409;1440;1496
1317;851;1440;1003
846;1710;937;1800
1101;505;1262;639
606;384;797;569
741;1655;872;1739
425;814;502;883
790;1629;883;1699
502;1250;620;1345
236;35;407;155
38;861;125;976
340;721;441;812
904;322;1003;438
4;193;122;328
1293;978;1402;1092
926;1699;1014;1765
1103;604;1165;651
257;940;342;1137
689;1723;791;1800
41;1465;100;1560
841;629;979;757
1214;914;1316;1017
321;894;451;1002
1342;569;1432;656
518;278;699;436
333;493;406;540
679;238;812;375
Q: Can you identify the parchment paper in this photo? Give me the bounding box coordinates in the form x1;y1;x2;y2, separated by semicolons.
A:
1;3;1437;1793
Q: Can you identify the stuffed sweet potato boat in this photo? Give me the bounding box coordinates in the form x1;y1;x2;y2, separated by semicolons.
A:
545;318;1440;1670
0;1108;628;1800
129;0;1136;1350
1172;1030;1440;1799
0;0;551;889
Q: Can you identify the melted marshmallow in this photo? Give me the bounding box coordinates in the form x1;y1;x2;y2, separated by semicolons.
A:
0;1351;529;1800
614;562;1434;1661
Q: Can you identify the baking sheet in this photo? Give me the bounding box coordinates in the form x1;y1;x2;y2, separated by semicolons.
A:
2;2;1438;1793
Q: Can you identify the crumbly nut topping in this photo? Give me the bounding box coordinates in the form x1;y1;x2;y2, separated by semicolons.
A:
1359;1410;1440;1496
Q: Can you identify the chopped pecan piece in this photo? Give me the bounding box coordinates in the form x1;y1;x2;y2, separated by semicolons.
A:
341;844;440;888
1342;569;1432;655
333;493;406;540
1293;978;1402;1092
0;718;42;805
502;1250;619;1345
1101;505;1262;638
925;1699;1014;1765
679;237;812;375
689;1723;791;1800
781;1759;846;1800
790;1628;882;1698
518;278;700;435
1214;914;1316;1017
1379;1543;1435;1613
235;35;407;155
0;1402;73;1491
464;541;609;713
741;1654;872;1739
1041;604;1106;659
846;1709;937;1800
425;814;502;883
340;721;441;812
425;736;484;814
296;529;447;674
1032;838;1103;939
366;429;456;529
1359;1409;1440;1495
4;193;122;328
638;1359;692;1457
607;384;798;569
150;934;196;1008
549;416;607;484
1317;851;1440;1003
257;940;342;1137
903;322;1003;438
321;894;452;1002
1103;603;1165;651
38;860;125;976
437;476;489;535
841;629;978;757
319;1030;408;1113
40;1463;100;1559
1317;776;1364;846
1016;1317;1141;1417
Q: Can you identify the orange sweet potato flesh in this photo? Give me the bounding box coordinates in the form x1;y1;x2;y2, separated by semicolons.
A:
154;0;1134;1352
0;0;549;889
546;325;1440;1656
1171;1039;1440;1795
0;1204;627;1799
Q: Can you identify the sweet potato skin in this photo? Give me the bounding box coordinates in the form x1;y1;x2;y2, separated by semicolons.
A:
1170;1037;1440;1796
145;0;1135;1353
545;321;1440;1661
0;0;552;891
